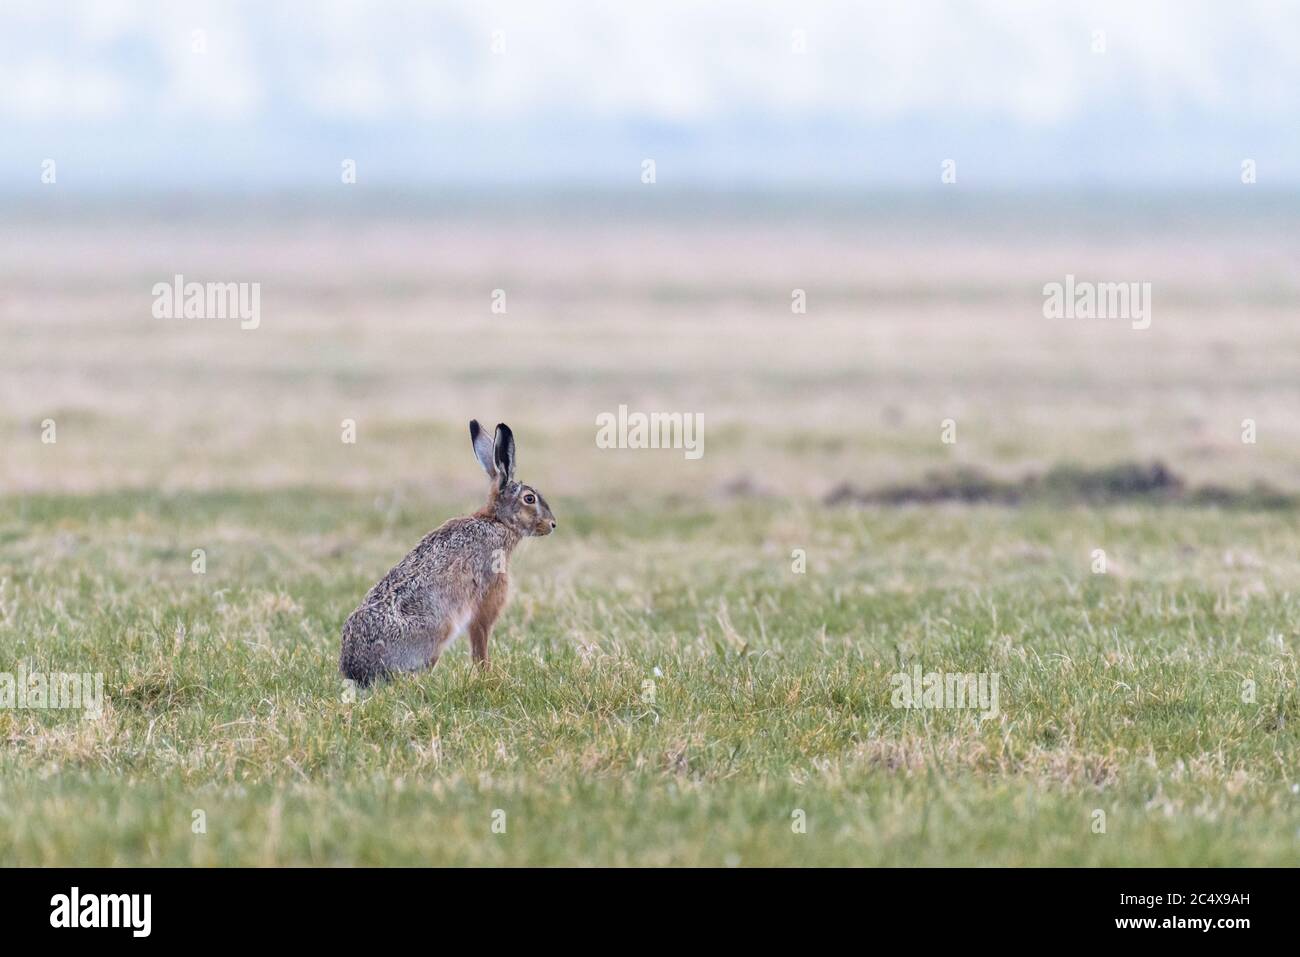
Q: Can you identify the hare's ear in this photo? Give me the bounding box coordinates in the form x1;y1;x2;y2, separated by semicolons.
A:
493;423;516;486
470;420;498;480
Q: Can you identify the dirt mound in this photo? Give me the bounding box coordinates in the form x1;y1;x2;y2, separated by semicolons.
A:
824;462;1294;509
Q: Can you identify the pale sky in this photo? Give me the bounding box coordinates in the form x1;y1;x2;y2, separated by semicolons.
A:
3;0;1297;189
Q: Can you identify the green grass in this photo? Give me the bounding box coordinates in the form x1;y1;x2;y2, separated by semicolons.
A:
2;490;1298;865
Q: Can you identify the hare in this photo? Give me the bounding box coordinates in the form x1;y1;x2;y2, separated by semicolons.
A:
339;420;556;686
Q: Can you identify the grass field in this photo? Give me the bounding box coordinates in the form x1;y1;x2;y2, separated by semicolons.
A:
2;196;1299;865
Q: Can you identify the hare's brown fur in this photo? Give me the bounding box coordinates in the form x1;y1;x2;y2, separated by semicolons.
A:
339;421;555;686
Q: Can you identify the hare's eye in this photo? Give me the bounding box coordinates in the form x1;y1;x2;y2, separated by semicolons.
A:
523;493;536;505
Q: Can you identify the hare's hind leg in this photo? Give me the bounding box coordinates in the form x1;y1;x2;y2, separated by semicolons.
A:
390;614;452;675
340;608;448;684
469;577;509;667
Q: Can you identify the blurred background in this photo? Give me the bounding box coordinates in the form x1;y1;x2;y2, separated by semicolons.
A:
3;0;1299;504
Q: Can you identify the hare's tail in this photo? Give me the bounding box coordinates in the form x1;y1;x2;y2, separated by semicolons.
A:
339;648;380;687
339;612;387;687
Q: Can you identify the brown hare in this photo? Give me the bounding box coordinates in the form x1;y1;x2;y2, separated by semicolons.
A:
339;420;556;686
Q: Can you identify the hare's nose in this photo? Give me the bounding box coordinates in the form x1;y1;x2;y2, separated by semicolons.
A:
550;520;557;529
